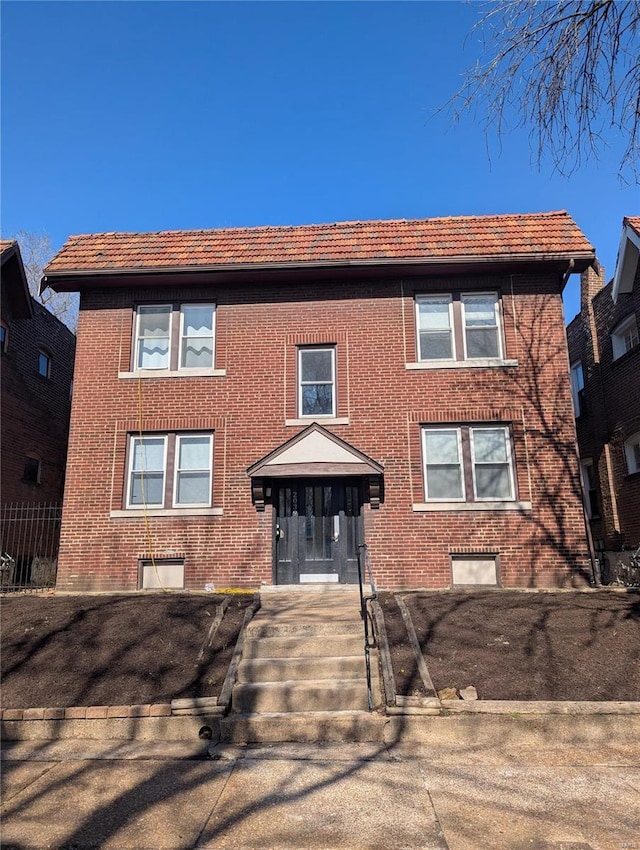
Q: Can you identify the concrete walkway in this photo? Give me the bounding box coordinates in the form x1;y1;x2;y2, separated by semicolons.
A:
2;734;639;849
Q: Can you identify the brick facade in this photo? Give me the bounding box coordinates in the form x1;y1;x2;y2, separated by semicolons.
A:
1;243;76;504
567;257;640;560
54;266;592;591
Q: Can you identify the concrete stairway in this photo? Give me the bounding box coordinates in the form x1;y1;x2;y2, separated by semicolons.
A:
220;589;384;743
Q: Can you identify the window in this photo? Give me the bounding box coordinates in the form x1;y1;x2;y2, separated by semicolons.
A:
625;433;640;474
23;455;41;484
612;314;639;360
133;303;215;371
126;433;213;509
580;460;600;519
139;558;185;590
298;347;336;417
0;321;7;353
38;349;51;378
570;361;584;416
451;555;498;586
422;425;515;502
416;292;503;362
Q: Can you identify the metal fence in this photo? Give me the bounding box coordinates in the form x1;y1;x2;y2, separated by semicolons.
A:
0;502;62;592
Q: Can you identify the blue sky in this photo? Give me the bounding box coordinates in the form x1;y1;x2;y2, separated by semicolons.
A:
2;1;637;321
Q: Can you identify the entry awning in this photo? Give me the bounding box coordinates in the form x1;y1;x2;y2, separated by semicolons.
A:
247;423;384;511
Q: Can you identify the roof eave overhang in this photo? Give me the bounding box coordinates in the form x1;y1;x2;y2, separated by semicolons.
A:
41;251;596;292
1;244;34;319
612;223;640;302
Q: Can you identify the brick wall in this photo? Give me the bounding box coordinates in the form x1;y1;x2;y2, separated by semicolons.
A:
57;270;591;591
567;265;640;551
1;298;76;503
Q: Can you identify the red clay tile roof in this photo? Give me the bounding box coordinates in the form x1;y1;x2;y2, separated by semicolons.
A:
43;211;594;276
624;216;640;236
0;239;17;256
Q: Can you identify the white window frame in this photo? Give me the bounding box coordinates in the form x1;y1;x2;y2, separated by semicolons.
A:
415;291;504;364
612;314;639;361
172;433;213;508
470;426;515;502
298;347;336;418
422;427;466;502
461;293;503;361
415;294;456;362
624;432;640;474
570;361;584;416
126;435;168;509
178;304;216;371
134;304;172;371
133;303;217;372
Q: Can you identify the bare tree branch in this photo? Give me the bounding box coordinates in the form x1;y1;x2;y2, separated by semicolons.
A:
12;231;78;332
445;0;640;182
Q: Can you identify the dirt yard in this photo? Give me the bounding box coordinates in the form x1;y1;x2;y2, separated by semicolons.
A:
2;588;639;709
379;589;640;701
0;593;254;709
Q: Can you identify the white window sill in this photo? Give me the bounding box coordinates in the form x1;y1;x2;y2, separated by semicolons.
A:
285;417;350;426
406;359;518;370
119;369;227;379
412;501;532;512
110;507;223;518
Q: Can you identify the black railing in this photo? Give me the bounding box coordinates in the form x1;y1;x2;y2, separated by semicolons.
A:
357;542;377;711
0;502;62;592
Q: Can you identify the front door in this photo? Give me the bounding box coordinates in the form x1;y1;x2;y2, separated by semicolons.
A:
275;478;362;584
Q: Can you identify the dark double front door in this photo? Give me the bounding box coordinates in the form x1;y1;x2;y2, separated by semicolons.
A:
274;478;362;584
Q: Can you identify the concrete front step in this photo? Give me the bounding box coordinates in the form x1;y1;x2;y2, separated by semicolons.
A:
237;655;366;683
232;679;370;713
246;620;363;638
242;634;363;659
220;710;385;743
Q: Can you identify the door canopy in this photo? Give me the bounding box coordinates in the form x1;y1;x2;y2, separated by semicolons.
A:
247;423;384;511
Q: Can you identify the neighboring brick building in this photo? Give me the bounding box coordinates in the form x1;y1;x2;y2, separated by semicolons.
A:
567;217;640;580
43;211;597;592
1;240;76;504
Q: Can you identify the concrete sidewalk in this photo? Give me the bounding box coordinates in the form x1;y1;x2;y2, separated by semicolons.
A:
2;736;639;849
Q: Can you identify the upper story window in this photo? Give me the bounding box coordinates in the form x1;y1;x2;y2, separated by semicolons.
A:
570;361;584;416
416;292;503;362
0;320;8;353
133;303;216;371
126;432;213;509
624;433;640;475
38;349;51;378
422;425;515;502
612;314;639;361
298;347;336;418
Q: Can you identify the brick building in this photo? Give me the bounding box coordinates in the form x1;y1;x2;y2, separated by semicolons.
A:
1;240;76;504
43;211;597;592
567;217;640;579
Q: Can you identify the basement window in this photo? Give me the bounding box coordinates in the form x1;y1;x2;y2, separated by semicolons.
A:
138;558;185;589
451;555;498;586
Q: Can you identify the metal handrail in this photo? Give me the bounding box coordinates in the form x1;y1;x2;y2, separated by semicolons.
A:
357;543;377;711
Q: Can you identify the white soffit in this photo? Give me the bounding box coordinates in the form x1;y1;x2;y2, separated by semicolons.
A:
612;223;640;302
